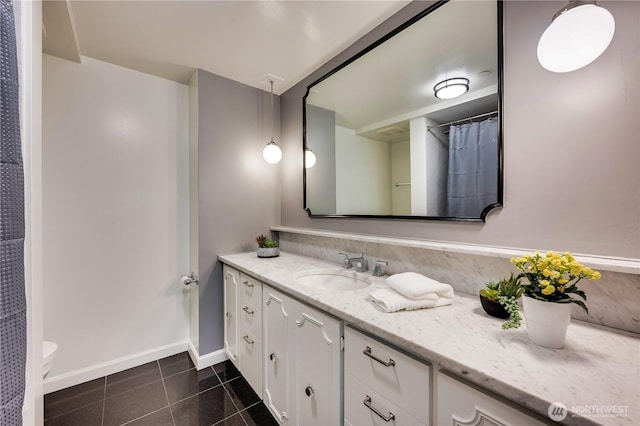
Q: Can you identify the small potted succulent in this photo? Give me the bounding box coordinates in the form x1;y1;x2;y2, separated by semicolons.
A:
479;274;523;327
256;234;280;258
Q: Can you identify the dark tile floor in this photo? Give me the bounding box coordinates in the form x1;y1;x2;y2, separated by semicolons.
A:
44;352;278;426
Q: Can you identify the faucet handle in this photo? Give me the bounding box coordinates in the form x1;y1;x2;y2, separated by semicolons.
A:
373;260;389;277
338;252;352;268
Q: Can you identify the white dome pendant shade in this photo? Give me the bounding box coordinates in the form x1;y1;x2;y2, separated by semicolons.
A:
304;148;316;168
263;80;282;164
263;140;282;164
537;1;615;73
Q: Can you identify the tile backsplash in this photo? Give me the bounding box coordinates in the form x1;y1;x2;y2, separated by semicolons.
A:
277;230;640;334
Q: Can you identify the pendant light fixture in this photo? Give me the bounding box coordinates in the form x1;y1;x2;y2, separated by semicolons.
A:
262;80;282;164
434;77;469;99
537;1;615;73
304;148;316;168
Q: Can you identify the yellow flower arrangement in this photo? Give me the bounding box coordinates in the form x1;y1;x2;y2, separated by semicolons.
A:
510;251;601;313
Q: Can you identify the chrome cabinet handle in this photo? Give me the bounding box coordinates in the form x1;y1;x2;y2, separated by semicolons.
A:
269;352;277;361
363;396;395;422
305;386;314;397
363;346;395;367
242;280;254;288
243;335;254;345
242;306;254;315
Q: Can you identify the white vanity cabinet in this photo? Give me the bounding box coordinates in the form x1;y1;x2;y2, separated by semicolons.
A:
344;326;430;426
436;372;546;426
263;285;342;425
223;266;263;395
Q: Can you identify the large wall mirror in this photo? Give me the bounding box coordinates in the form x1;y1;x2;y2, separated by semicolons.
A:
303;0;503;222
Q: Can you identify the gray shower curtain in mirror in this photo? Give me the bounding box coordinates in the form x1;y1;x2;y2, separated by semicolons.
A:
0;0;27;424
446;117;498;217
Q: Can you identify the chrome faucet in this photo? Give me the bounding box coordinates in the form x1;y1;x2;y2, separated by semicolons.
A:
372;260;389;277
338;252;368;272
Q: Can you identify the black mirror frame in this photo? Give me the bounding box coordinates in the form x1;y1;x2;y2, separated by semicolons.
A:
303;0;504;222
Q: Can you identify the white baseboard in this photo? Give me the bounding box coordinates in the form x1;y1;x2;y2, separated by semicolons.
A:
44;340;189;394
187;339;227;370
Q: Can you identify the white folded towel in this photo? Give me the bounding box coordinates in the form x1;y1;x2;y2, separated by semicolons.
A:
386;272;455;300
367;289;452;313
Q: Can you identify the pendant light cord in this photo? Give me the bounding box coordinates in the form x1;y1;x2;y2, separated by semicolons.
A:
270;80;274;143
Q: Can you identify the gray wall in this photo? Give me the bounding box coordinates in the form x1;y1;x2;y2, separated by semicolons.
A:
306;105;336;214
280;1;640;259
197;69;281;354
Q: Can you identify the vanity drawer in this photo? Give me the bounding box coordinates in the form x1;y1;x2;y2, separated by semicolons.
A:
238;300;262;340
239;273;263;309
238;333;263;397
345;326;430;424
345;374;424;426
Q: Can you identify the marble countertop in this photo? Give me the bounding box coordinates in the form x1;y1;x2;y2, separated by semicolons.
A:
219;251;640;426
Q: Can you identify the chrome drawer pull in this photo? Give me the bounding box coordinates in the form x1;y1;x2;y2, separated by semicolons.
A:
242;280;254;288
242;335;254;345
242;306;254;315
363;346;395;367
363;396;395;422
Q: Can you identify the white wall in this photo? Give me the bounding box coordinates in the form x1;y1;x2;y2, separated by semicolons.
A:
391;140;410;215
280;0;640;259
42;55;190;389
424;118;448;216
335;126;391;215
16;0;44;423
409;117;427;215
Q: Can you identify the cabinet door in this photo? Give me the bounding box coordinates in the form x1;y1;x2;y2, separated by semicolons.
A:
437;373;545;426
223;266;239;367
291;303;342;426
263;287;293;423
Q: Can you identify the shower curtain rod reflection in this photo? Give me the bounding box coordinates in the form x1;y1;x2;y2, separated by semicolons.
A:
427;110;498;131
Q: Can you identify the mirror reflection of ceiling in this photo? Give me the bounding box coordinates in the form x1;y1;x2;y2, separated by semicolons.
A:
307;0;497;133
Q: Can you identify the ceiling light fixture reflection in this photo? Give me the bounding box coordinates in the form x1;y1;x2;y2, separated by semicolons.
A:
433;77;469;99
304;148;316;168
262;80;282;164
537;1;615;73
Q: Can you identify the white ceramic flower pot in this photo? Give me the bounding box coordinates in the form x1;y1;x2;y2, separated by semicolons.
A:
257;247;280;258
522;296;573;349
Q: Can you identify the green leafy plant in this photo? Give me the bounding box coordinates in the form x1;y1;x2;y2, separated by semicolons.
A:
497;273;525;329
256;234;278;248
498;273;524;299
480;274;524;328
499;296;522;329
480;281;500;301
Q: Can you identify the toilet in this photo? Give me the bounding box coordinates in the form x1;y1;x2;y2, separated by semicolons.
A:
43;341;58;378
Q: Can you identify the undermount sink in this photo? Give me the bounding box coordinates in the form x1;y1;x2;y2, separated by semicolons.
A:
294;268;372;291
